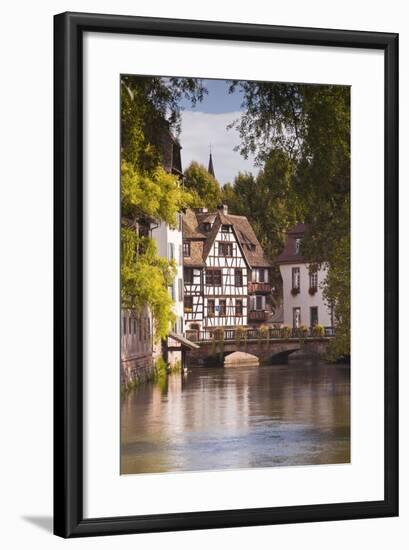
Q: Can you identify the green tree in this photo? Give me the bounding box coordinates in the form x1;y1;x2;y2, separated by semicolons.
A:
229;82;350;357
121;230;177;341
183;161;222;209
120;76;203;338
222;150;299;260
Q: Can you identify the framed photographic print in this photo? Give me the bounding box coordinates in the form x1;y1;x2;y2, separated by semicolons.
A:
54;12;398;537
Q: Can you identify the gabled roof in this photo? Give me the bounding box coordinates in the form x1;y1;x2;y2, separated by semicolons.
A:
182;208;272;268
276;223;308;264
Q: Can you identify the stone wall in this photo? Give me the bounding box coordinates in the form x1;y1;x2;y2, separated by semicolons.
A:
186;338;331;366
121;354;154;388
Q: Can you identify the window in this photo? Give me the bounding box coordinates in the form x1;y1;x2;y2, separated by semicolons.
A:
256;295;263;310
295;238;302;254
206;269;222;286
293;307;301;329
259;269;265;283
234;268;243;287
203;222;211;232
235;299;243;316
219;242;233;256
183;241;190;257
184;296;193;313
169;284;175;300
292;267;300;290
133;318;137;335
310;307;318;327
128;317;132;334
221;224;230;233
207;299;215;316
184;267;193;284
309;269;318;290
219;299;227;316
123;316;127;335
168;243;175;260
178;278;183;301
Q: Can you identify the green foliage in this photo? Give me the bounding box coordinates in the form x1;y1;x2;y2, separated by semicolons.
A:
121;76;206;174
281;325;291;338
313;324;325;337
228;82;350;358
120;76;204;340
299;324;309;336
121;161;193;227
235;326;247;346
183;161;222;209
221;149;299;261
121;229;176;341
259;325;269;339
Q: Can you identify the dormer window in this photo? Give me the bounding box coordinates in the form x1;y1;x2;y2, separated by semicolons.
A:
295;238;302;254
203;222;211;232
221;224;230;233
183;242;191;257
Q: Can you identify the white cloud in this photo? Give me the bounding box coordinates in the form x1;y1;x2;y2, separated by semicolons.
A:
179;111;257;186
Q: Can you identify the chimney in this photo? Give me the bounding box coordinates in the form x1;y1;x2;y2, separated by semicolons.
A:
218;204;228;215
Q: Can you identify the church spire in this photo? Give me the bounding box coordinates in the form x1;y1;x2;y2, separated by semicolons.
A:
208;145;215;178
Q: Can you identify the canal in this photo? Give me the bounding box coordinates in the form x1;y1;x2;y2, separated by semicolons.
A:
121;363;350;475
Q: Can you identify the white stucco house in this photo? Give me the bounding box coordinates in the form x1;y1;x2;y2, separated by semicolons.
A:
151;216;184;335
276;223;334;330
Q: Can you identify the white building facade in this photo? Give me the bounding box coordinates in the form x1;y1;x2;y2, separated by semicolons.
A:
277;223;333;330
151;216;184;336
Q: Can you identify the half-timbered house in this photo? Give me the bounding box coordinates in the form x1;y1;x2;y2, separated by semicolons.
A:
182;205;272;330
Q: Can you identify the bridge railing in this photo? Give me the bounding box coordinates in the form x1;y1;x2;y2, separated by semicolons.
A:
185;326;335;343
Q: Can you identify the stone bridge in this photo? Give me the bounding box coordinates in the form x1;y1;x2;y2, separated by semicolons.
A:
185;328;334;366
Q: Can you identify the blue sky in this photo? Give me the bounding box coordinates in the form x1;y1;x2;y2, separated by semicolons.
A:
178;79;257;185
178;79;244;113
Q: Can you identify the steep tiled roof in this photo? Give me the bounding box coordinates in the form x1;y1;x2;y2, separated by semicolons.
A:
182;208;207;239
183;240;206;267
226;214;271;267
276;223;308;264
182;208;272;268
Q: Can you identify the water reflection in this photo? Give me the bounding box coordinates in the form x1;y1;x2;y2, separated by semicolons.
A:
121;364;350;474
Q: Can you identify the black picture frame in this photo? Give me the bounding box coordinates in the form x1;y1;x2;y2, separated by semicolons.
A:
54;11;399;538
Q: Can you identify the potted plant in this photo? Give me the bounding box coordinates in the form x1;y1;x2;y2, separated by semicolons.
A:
313;324;325;337
299;324;309;337
291;287;300;296
281;325;291;338
259;324;269;338
308;286;317;295
235;326;247;346
212;327;224;341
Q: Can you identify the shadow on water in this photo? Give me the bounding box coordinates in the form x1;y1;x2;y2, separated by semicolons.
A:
121;362;350;475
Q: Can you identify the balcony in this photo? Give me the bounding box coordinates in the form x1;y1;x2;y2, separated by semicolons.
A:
248;282;271;293
248;310;269;321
